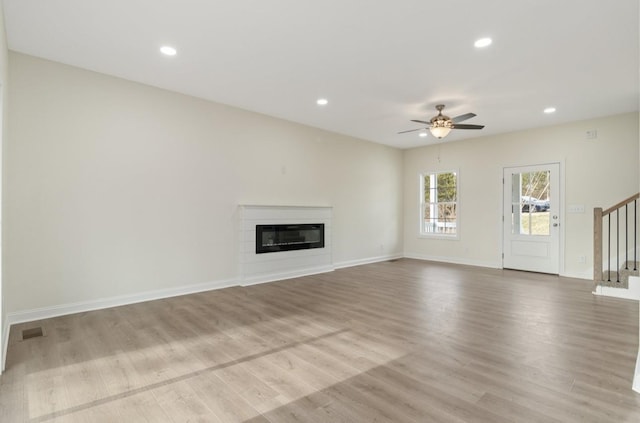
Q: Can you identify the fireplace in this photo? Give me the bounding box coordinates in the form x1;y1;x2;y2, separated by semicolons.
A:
256;223;325;254
239;205;332;285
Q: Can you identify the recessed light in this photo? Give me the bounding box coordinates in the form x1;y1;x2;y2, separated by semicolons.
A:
160;46;177;56
544;107;556;114
419;132;428;138
316;98;328;106
474;38;492;48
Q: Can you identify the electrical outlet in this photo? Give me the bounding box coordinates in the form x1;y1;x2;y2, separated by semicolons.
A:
578;255;586;264
586;130;598;140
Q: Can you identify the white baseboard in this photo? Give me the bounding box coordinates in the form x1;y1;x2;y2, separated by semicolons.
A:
560;270;593;280
240;265;335;286
3;253;400;329
592;276;640;301
2;321;9;373
3;254;390;326
634;351;640;393
5;277;239;328
2;279;239;371
334;253;404;269
403;252;501;269
0;251;569;372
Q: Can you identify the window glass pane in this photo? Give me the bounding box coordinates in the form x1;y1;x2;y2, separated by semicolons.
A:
437;202;457;234
511;174;522;234
511;171;550;236
421;171;457;236
437;172;457;202
424;175;431;201
521;171;550;202
528;213;550;236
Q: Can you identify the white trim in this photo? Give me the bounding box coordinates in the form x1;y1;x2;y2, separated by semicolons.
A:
2;277;242;371
239;204;333;209
0;253;633;377
592;276;640;301
560;270;593;280
1;251;399;326
2;251;400;336
0;83;4;375
334;253;404;269
501;161;563;274
633;351;640;393
2;321;8;372
634;300;640;393
417;233;460;240
240;265;335;286
5;278;238;328
238;205;333;285
405;252;590;279
419;169;460;240
404;252;501;269
559;159;566;276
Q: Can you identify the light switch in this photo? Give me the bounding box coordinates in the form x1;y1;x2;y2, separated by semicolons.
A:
568;204;585;213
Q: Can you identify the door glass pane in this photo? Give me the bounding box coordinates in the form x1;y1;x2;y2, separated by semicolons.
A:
511;170;551;236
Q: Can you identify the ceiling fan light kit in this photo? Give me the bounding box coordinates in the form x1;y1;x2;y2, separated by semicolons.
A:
429;123;452;139
399;104;485;140
429;105;454;138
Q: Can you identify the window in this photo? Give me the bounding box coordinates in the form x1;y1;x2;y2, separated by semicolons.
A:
420;171;458;236
510;170;551;236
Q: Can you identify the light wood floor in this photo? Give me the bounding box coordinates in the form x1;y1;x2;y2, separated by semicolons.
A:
1;259;639;422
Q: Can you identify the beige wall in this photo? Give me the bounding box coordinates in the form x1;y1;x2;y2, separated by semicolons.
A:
4;50;639;321
5;52;404;313
404;112;639;278
0;2;9;370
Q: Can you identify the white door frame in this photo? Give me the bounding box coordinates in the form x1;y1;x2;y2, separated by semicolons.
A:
0;83;4;374
502;161;565;275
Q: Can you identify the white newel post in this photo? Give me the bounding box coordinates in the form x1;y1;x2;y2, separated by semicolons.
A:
634;308;640;393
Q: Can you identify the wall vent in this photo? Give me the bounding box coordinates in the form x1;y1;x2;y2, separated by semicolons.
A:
22;327;44;340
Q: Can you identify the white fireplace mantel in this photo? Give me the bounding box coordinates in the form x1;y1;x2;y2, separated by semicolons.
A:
238;205;333;285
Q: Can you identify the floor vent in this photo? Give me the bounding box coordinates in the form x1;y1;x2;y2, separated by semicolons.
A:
22;327;44;340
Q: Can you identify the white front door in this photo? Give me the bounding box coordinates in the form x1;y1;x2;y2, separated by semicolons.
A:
503;163;560;274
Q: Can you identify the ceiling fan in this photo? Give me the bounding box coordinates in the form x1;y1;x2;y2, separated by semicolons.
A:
399;104;485;139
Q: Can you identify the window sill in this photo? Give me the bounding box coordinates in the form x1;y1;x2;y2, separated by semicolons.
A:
418;233;460;240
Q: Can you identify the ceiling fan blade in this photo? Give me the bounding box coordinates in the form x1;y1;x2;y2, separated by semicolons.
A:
452;123;485;130
451;113;476;123
398;128;427;134
410;119;431;125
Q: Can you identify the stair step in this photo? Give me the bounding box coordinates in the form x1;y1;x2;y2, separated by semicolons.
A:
597;261;639;290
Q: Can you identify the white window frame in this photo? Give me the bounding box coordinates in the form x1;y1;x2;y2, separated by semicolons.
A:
419;170;460;239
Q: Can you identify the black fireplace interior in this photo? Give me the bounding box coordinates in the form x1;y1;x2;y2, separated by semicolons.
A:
256;224;324;254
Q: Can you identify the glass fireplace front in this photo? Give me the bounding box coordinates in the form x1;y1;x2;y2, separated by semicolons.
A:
256;224;325;254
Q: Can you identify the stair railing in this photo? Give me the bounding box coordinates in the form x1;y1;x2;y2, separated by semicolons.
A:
594;193;639;284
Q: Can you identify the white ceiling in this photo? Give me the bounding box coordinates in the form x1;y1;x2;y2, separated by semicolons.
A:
3;0;639;149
